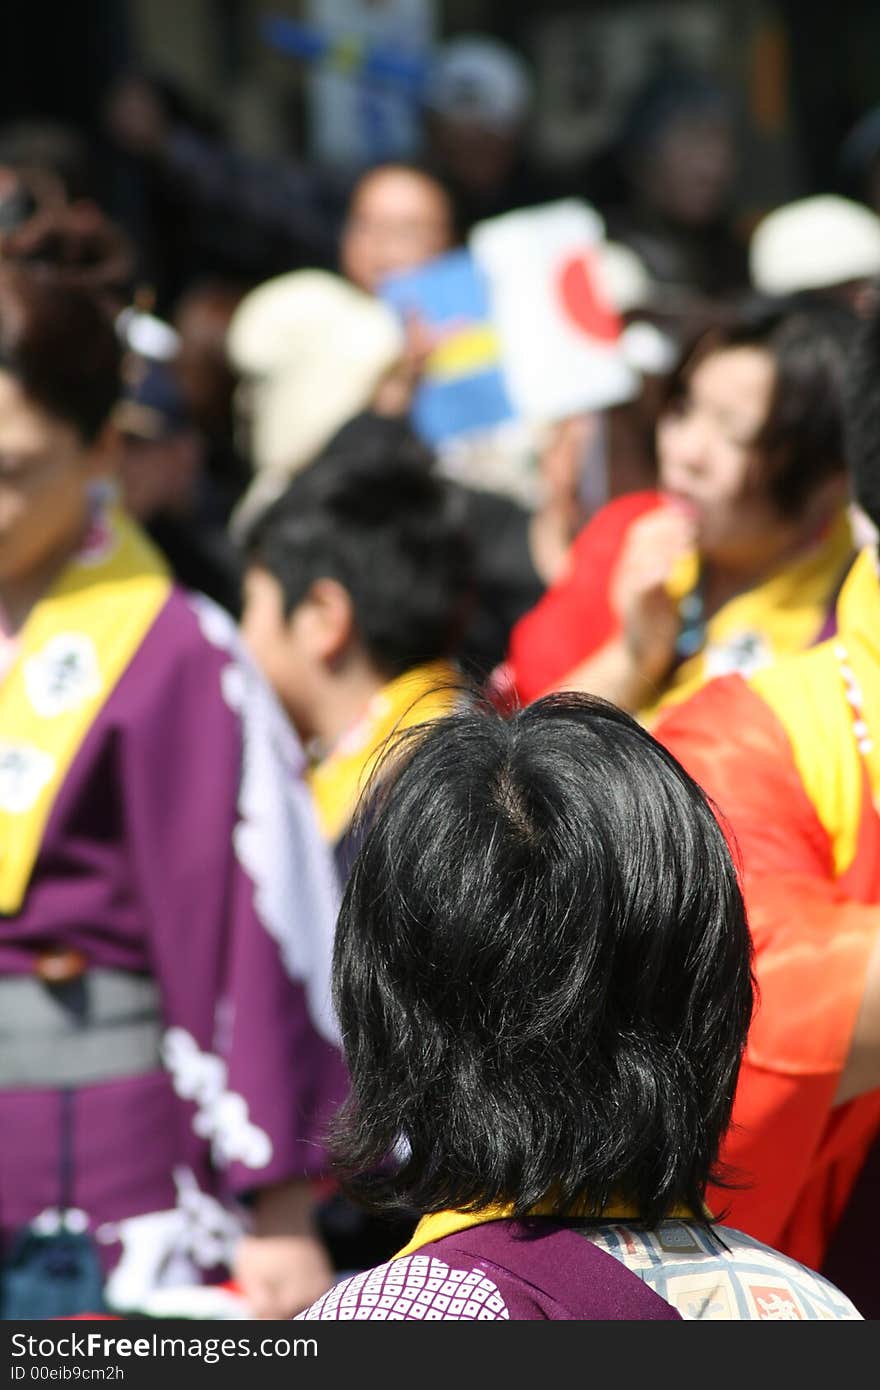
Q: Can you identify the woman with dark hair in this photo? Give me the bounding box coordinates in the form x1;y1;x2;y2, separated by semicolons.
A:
0;265;345;1318
653;302;880;1315
503;300;857;724
298;693;861;1319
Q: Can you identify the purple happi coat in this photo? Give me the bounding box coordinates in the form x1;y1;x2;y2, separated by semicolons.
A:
0;586;347;1310
299;1220;683;1320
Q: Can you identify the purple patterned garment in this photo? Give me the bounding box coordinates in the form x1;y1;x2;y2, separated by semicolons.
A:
299;1252;514;1320
298;1220;682;1320
299;1218;863;1321
0;587;347;1309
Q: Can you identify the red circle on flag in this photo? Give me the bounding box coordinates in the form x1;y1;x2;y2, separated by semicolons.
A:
556;252;621;343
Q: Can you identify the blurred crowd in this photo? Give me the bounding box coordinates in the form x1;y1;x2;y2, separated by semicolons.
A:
2;28;880;1324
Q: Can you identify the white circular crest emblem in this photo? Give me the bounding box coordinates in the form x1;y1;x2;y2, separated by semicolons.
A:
0;743;56;813
24;633;102;718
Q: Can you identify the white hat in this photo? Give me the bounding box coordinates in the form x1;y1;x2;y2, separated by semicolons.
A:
227;270;403;535
423;35;532;133
591;242;678;377
593;240;654;315
750;195;880;295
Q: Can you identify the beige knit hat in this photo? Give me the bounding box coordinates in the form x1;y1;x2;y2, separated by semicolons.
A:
227;269;404;536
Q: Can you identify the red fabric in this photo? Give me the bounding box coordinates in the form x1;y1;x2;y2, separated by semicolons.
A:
507;491;661;704
656;676;880;1272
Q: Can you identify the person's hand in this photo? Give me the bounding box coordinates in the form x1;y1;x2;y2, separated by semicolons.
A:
2;199;136;307
233;1229;335;1319
529;414;598;585
538;414;597;508
372;311;435;417
610;503;697;685
233;1178;335;1319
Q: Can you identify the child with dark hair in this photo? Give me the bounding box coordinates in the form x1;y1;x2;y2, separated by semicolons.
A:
297;693;861;1319
241;419;475;1278
242;428;473;868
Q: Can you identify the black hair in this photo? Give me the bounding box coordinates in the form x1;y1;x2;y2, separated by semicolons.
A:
330;692;754;1226
843;294;880;531
245;414;473;678
321;409;435;472
0;264;121;441
666;296;857;516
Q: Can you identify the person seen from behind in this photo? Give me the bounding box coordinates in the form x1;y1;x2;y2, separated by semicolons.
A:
297;693;862;1319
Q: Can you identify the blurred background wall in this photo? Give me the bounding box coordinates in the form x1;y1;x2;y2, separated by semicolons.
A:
2;0;877;217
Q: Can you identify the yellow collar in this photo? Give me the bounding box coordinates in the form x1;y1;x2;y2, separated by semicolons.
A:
643;508;854;725
307;659;461;843
836;546;880;661
395;1198;702;1259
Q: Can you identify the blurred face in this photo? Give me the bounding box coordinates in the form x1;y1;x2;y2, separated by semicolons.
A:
427;116;520;194
173;290;241;431
657;346;777;556
641;116;736;227
341;168;454;295
0;369;103;589
241;566;316;737
117;432;202;522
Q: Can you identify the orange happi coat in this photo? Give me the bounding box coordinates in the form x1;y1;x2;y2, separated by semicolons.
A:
656;548;880;1272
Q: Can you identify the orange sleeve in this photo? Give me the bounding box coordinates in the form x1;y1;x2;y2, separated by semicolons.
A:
506;491;660;705
656;677;880;1250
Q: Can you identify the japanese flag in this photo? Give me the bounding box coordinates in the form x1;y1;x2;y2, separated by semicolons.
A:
470;199;638;421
